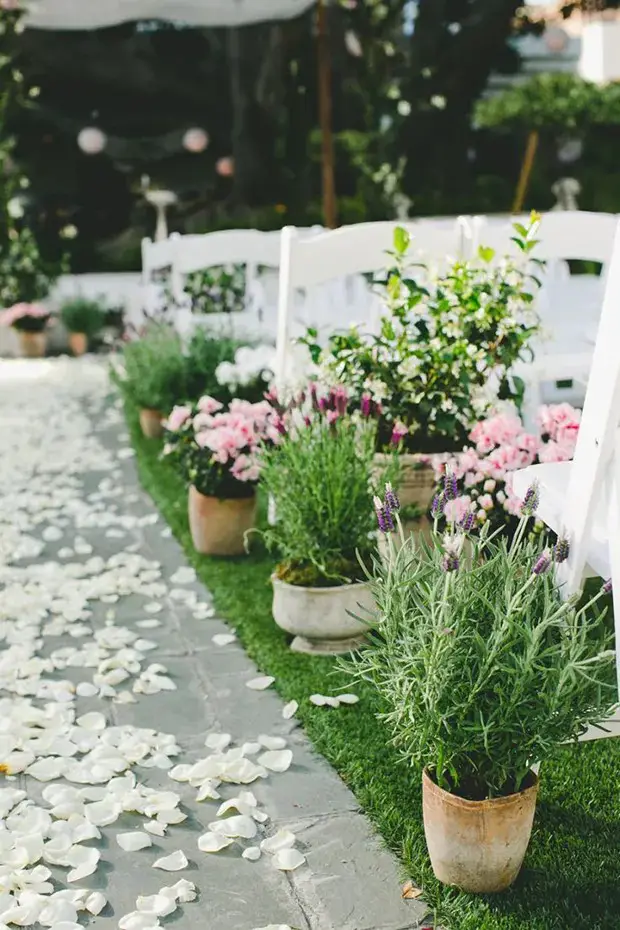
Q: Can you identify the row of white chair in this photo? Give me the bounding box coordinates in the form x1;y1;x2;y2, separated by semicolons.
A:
141;212;617;418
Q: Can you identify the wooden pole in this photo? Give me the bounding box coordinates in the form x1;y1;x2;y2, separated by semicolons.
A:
512;129;539;215
317;0;337;228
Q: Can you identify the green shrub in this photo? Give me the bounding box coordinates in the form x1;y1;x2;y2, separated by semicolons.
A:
59;297;105;336
182;328;245;402
115;324;187;412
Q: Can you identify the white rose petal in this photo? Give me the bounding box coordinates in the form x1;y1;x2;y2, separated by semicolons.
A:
211;814;257;839
338;693;360;704
212;633;236;646
152;850;188;871
84;891;107;916
246;676;275;691
242;846;261;861
257;750;293;773
258;735;287;750
282;701;298;719
118;911;161;930
76;682;99;697
66;845;100;881
309;694;327;706
144;821;166;837
116;831;152;851
273;848;306;871
205;732;231;751
170;567;196;585
135;893;177;917
76;711;107;731
198;832;235;853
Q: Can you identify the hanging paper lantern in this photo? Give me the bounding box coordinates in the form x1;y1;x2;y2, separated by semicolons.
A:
183;128;209;153
216;157;234;178
77;127;107;155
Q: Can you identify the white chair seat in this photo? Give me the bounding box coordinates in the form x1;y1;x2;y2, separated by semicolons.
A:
512;462;609;580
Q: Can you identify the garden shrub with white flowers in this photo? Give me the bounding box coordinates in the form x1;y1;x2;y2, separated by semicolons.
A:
304;215;542;453
183;265;246;316
344;478;617;801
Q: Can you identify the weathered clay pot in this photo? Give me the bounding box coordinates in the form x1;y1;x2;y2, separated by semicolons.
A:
188;485;257;557
422;768;539;893
272;575;373;654
139;408;164;439
68;332;88;356
17;330;46;358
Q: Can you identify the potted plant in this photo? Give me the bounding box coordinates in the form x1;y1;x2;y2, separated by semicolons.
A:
434;402;581;538
302;216;542;522
344;479;616;893
0;302;51;357
259;404;382;654
113;324;187;438
163;396;280;556
59;297;105;355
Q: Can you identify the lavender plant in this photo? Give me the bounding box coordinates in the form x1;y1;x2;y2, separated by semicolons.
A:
259;415;380;587
344;479;617;800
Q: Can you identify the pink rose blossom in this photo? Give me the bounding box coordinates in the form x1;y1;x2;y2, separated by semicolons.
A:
164;405;191;432
478;494;494;511
197;395;223;415
443;495;472;523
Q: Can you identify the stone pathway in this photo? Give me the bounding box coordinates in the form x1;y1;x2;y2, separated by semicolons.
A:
0;357;426;930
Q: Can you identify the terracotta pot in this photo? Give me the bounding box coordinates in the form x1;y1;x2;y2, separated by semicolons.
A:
188;485;257;556
16;330;46;358
139;408;164;439
272;575;373;654
68;332;88;356
422;768;539;893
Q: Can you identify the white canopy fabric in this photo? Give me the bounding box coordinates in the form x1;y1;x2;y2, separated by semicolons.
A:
24;0;317;30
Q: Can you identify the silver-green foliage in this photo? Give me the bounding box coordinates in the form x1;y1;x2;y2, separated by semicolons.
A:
345;519;616;798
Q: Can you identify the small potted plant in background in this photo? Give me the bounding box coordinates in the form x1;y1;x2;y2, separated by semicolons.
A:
259;395;382;654
113;324;187;438
163;396;280;556
304;215;542;530
0;302;51;357
344;479;616;893
59;297;105;356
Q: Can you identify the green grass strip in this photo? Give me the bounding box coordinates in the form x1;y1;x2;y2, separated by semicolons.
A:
126;400;620;930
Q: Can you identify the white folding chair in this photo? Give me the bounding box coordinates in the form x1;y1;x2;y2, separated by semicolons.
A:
275;220;463;388
141;236;177;322
512;216;620;739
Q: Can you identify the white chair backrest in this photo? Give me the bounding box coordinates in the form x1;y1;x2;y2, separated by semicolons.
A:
172;229;282;277
141;236;177;319
469;211;617;264
274;220;465;387
559;217;620;594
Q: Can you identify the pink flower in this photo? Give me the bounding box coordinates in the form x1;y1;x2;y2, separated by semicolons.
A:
164;405;191;432
197;395;223;415
0;302;50;328
478;494;494;511
538;439;572;464
231;453;260;483
390;420;408;445
443;495;472;523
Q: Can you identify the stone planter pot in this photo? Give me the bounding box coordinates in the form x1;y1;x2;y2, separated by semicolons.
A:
271;575;373;654
68;332;88;356
422;768;539;893
16;330;47;358
188;485;257;557
139;408;164;439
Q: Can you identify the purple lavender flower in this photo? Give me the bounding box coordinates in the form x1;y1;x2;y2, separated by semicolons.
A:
374;496;394;534
443;469;458;502
360;393;372;418
602;579;613;595
459;511;476;532
309;382;320;411
521;483;540;517
532;551;552;576
431;494;444;518
442;553;460;572
385;482;400;513
552;538;570;564
334;387;348;417
318;396;328;413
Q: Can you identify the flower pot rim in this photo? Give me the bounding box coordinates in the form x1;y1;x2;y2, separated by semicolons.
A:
190;484;256;505
374;451;437;462
271;573;369;595
140;406;164;415
422;767;539;811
